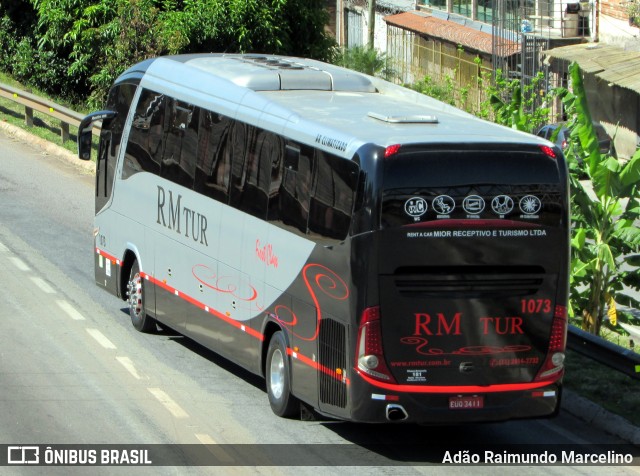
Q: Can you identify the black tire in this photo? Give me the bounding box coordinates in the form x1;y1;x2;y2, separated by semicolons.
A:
127;260;156;332
266;331;299;418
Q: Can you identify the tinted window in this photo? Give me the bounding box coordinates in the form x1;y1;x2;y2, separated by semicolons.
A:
160;99;198;188
382;147;563;229
97;82;137;212
194;110;232;203
272;144;314;233
309;151;358;240
123;89;165;178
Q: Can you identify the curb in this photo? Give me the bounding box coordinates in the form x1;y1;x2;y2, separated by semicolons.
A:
1;120;639;444
562;389;640;444
0;120;96;174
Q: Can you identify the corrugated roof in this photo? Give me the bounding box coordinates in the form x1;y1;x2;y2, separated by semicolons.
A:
544;43;640;94
384;11;520;56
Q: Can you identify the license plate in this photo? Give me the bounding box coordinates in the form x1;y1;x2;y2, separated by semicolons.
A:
449;395;484;410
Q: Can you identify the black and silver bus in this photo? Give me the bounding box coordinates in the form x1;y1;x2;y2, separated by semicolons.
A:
78;54;569;423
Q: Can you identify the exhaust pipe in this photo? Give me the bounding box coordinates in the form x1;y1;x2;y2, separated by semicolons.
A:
386;404;408;421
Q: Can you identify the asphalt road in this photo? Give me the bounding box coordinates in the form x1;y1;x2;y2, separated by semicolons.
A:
0;126;637;474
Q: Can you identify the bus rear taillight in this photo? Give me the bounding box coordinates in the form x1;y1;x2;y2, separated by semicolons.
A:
384;144;401;158
539;144;557;159
534;305;568;381
356;306;396;382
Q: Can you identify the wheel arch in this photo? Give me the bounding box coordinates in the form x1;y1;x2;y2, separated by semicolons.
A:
120;247;140;300
261;320;289;379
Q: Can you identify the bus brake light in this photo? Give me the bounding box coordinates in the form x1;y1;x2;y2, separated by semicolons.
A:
356;307;396;383
384;144;401;158
534;305;567;381
539;144;557;159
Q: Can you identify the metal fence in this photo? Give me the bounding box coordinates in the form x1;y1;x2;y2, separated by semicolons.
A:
0;82;99;143
386;25;493;113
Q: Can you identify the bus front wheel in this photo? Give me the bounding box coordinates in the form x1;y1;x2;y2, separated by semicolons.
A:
127;260;156;333
266;331;299;418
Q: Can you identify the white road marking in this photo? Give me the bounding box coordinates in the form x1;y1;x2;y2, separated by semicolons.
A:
116;356;143;380
30;276;56;294
9;257;30;271
147;388;189;418
56;299;85;321
195;433;217;444
86;328;117;349
195;433;236;464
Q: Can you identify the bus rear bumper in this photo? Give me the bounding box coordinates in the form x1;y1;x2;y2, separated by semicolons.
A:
348;383;562;424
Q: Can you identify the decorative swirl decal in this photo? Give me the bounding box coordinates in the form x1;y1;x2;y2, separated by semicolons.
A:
273;304;297;327
273;263;349;341
192;264;263;313
401;336;531;356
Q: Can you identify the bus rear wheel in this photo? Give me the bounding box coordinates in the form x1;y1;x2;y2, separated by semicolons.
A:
266;331;299;418
127;260;156;332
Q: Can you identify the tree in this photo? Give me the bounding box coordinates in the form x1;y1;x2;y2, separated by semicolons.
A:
333;46;395;80
558;63;640;335
7;0;334;106
484;69;550;133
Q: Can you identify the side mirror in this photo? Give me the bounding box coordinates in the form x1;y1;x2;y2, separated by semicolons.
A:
77;110;117;161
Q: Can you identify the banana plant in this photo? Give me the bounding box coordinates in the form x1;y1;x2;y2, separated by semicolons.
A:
484;70;550;132
557;63;640;335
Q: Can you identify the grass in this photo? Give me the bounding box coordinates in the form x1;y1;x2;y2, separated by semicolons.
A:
564;348;640;427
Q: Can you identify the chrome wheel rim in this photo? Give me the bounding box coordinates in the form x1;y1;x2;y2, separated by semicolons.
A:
127;272;143;318
269;348;285;400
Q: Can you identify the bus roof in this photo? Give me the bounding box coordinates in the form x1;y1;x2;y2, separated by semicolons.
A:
126;54;546;158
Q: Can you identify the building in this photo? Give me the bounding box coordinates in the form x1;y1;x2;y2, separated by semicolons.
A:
334;0;640;156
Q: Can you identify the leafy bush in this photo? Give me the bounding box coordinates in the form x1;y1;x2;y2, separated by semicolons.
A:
333;46;396;80
558;63;640;335
3;0;334;108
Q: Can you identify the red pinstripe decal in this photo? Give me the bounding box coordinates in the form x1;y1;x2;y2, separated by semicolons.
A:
96;249;349;385
287;348;350;385
143;272;264;341
96;248;120;265
355;368;558;394
97;249;552;394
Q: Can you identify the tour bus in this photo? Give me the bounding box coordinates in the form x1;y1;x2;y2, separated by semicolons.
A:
78;53;569;424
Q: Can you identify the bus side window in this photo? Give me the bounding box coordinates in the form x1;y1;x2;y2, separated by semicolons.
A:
123;89;165;178
229;122;253;213
242;131;282;220
96;82;136;213
309;151;358;240
160;99;198;189
275;143;313;234
267;136;284;222
194;110;232;203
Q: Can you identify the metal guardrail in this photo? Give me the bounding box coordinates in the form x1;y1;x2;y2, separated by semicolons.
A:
2;81;639;381
0;82;99;143
568;325;640;380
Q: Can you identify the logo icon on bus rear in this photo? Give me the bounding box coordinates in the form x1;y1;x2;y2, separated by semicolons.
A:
463;195;485;215
491;195;514;216
520;195;542;215
405;197;428;219
432;195;455;215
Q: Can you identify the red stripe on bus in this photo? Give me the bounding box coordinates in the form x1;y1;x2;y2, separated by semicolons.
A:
142;272;264;341
97;249;343;386
140;269;348;383
288;348;350;385
356;369;558;394
96;248;120;264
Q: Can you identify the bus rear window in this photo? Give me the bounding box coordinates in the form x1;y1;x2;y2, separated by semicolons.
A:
381;146;564;229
